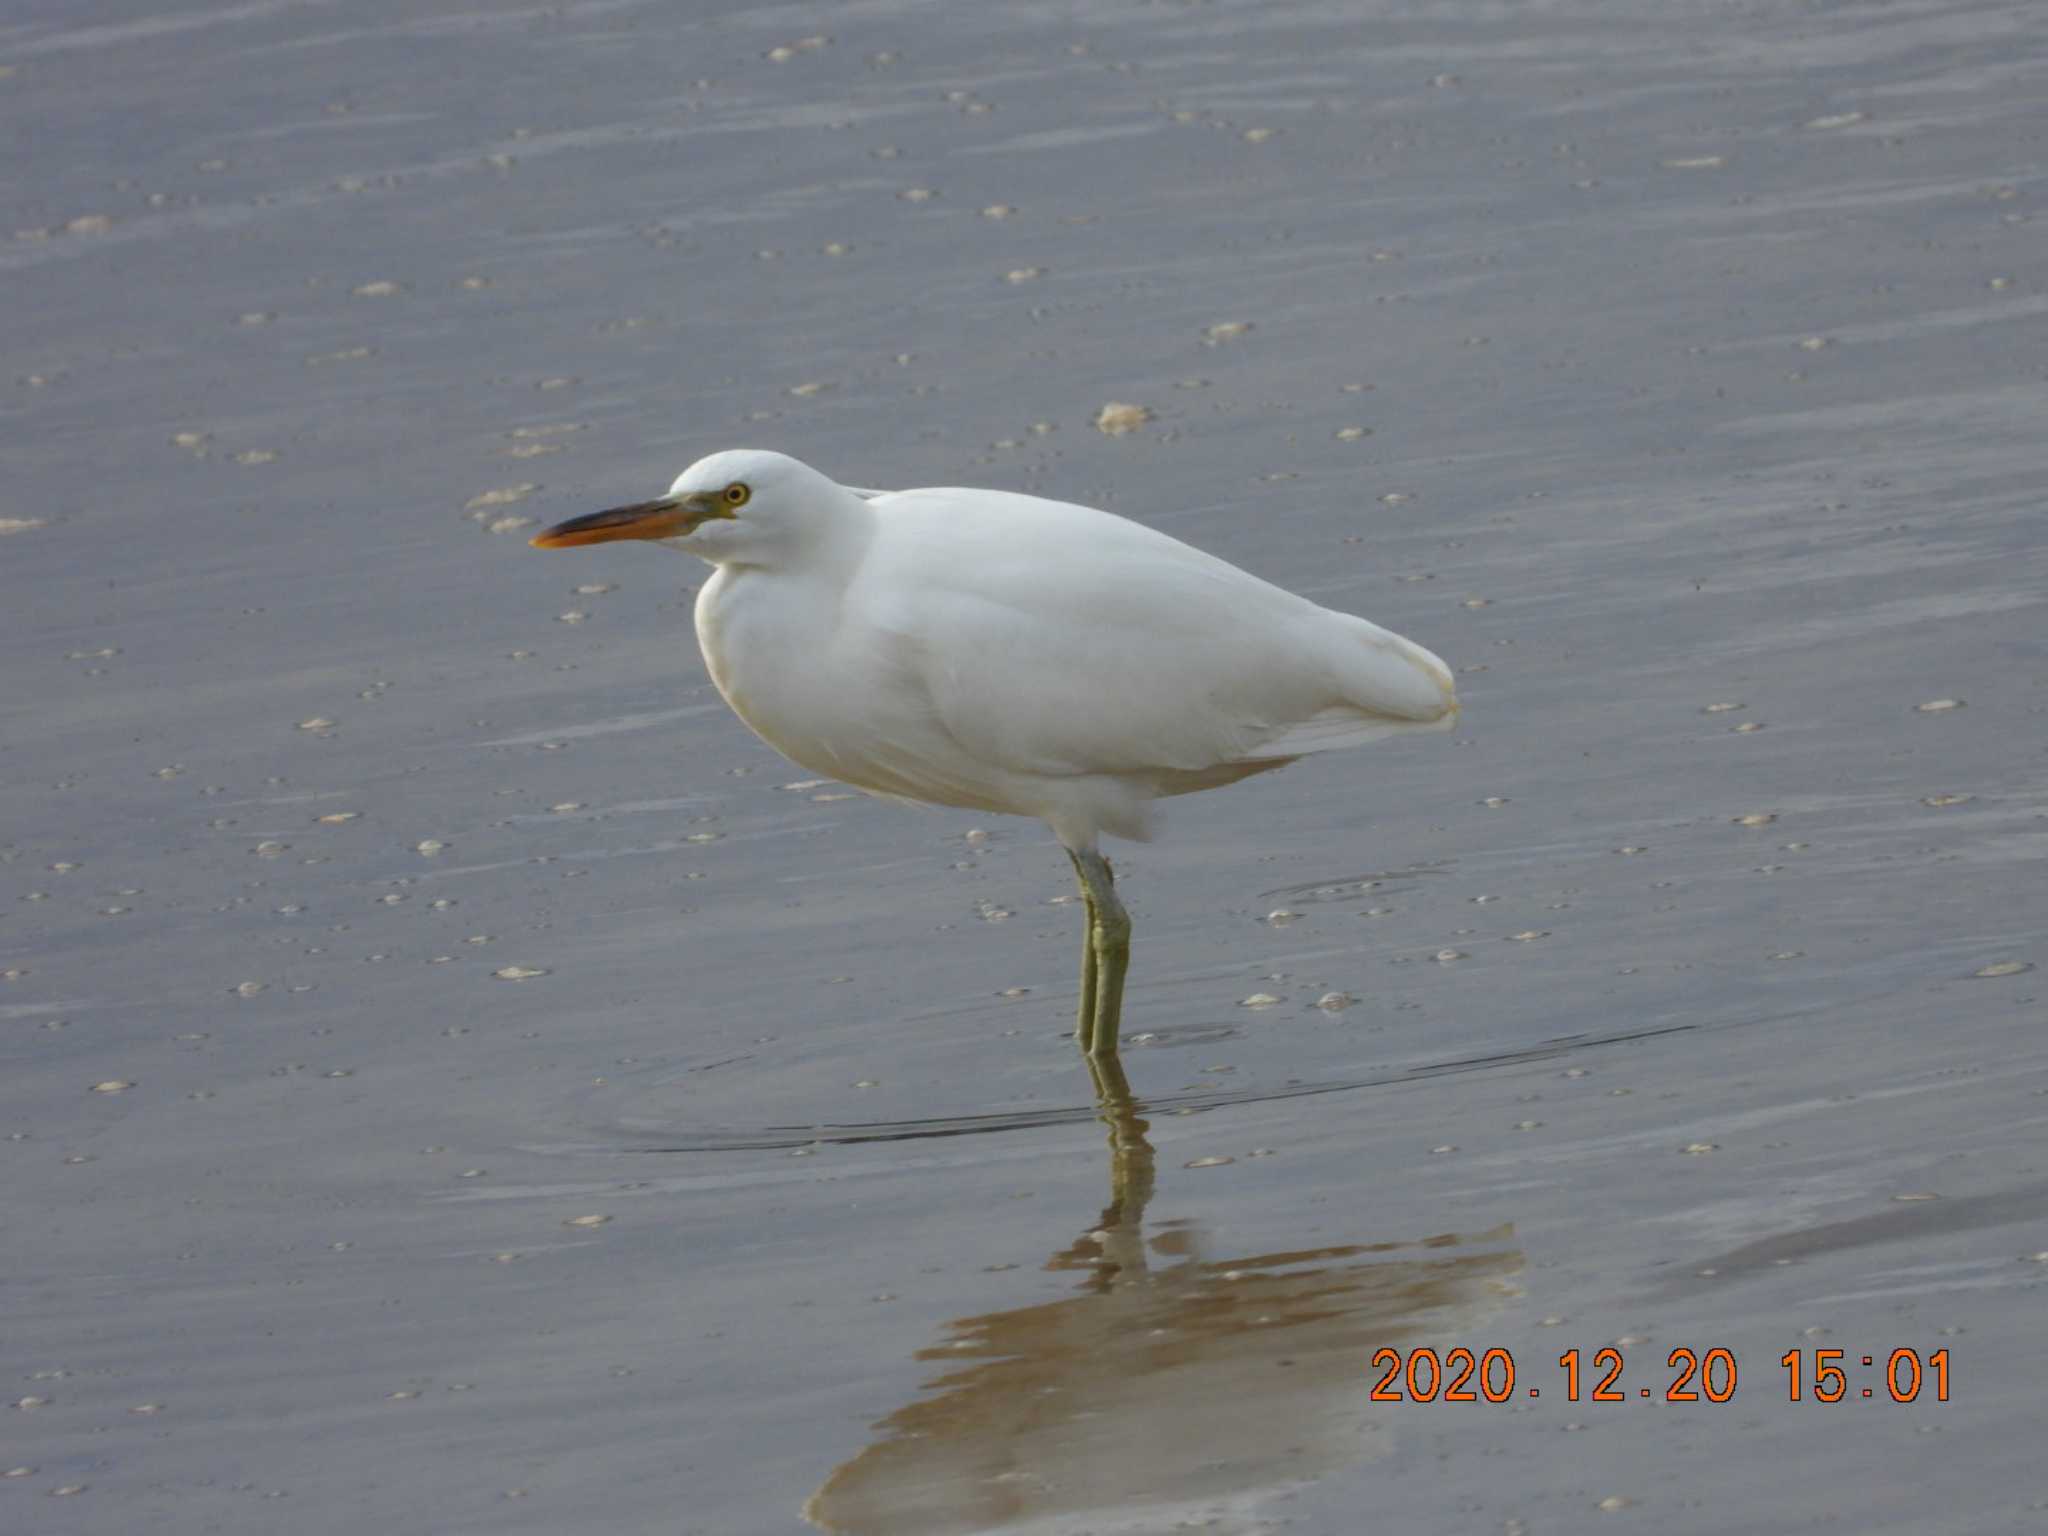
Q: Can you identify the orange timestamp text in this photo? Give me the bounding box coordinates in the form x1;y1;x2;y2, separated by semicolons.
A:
1368;1346;1951;1404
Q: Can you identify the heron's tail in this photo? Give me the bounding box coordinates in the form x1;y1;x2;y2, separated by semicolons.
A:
1252;616;1457;758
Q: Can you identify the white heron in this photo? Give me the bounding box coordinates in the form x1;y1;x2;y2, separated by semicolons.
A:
531;449;1456;1067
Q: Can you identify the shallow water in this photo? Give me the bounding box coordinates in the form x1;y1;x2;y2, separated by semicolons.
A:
5;2;2045;1532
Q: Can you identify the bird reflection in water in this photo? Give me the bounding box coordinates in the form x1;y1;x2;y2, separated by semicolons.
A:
805;1060;1523;1535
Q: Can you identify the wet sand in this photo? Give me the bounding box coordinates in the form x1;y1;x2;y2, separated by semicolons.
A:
4;2;2044;1531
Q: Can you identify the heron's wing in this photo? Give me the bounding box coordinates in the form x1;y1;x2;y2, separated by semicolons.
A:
854;490;1453;782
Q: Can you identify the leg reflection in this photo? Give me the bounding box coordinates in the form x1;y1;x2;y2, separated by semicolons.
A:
1087;1054;1153;1221
1044;1056;1158;1291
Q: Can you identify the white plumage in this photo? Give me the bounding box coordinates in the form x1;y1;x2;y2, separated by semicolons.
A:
533;448;1456;1072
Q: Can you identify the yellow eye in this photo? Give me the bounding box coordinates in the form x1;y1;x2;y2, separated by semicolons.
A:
724;482;751;508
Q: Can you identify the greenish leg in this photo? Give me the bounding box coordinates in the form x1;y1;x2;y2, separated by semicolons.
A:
1085;1050;1132;1107
1072;849;1131;1063
1067;850;1099;1053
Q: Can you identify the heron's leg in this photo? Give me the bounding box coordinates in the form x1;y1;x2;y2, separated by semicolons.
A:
1072;849;1131;1062
1066;849;1100;1053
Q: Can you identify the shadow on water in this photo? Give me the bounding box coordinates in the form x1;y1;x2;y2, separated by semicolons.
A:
609;1019;1697;1153
803;1065;1522;1535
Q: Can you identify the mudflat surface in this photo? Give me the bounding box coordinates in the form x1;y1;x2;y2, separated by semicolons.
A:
4;2;2045;1532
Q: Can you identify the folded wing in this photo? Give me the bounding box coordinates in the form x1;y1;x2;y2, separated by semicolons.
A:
852;489;1455;786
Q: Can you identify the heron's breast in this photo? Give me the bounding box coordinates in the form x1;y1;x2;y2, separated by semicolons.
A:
695;575;873;762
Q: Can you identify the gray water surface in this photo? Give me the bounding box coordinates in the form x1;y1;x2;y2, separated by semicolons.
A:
5;2;2045;1532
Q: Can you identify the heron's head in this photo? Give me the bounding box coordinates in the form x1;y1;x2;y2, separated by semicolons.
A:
530;449;848;565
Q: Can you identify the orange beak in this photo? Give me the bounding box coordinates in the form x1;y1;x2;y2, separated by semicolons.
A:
530;495;706;550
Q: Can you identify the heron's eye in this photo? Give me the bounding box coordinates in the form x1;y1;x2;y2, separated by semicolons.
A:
724;482;751;508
